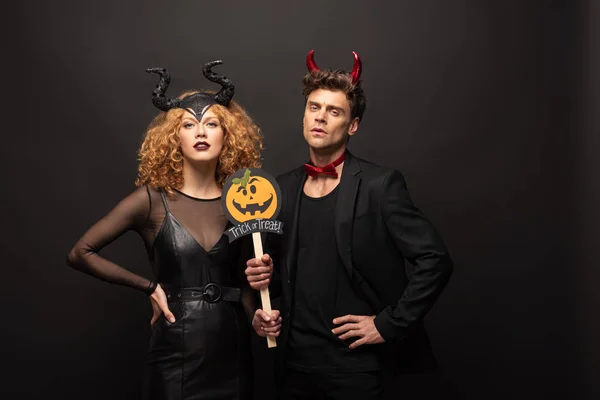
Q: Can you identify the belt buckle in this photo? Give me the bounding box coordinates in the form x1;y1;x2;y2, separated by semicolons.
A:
202;283;222;303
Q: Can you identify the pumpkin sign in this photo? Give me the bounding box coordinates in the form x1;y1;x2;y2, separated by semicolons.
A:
221;168;283;349
224;168;281;223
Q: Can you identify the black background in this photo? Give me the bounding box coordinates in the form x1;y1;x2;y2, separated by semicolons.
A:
5;1;599;399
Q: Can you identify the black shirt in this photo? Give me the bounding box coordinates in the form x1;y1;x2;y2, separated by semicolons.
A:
286;186;380;372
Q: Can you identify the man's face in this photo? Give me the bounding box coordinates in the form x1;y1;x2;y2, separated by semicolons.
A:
302;89;358;152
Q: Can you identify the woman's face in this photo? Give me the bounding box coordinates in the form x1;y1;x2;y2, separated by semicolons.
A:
178;108;224;165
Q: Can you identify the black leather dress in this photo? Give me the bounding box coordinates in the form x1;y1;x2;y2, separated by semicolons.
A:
144;191;252;400
67;186;253;400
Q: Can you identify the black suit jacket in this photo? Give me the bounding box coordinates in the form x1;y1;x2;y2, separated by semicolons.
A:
267;151;453;373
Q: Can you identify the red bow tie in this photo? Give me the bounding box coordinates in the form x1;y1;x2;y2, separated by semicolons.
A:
304;152;346;178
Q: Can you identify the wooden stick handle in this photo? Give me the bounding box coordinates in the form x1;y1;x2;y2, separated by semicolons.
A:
252;232;277;348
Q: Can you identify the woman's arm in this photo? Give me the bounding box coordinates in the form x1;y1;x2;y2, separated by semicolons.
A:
66;186;156;294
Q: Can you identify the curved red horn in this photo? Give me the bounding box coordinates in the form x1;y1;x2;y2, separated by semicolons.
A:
351;51;362;84
306;50;319;74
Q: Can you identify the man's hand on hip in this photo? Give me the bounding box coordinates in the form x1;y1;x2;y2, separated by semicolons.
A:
332;314;385;349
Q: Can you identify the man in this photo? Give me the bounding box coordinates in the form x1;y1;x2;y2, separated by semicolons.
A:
247;50;453;399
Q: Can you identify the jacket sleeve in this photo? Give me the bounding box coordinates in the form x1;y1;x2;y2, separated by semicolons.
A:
373;170;453;342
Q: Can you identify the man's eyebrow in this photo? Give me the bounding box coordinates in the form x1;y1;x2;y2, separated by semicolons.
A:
308;101;345;112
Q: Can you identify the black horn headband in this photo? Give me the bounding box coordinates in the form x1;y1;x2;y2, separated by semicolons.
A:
146;60;235;120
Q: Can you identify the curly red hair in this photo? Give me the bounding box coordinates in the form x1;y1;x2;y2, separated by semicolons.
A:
135;91;263;195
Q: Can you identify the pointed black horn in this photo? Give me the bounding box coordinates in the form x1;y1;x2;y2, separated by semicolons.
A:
145;67;181;111
202;60;235;106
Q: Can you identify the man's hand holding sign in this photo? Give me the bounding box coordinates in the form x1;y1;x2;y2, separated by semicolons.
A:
222;168;282;348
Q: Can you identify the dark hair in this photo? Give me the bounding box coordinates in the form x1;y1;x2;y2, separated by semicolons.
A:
302;69;367;122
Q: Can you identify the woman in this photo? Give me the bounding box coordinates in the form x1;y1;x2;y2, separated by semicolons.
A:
67;61;281;400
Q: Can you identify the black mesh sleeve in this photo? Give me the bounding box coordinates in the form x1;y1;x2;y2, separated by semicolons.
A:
66;186;157;294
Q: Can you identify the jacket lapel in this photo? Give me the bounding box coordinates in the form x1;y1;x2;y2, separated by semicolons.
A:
285;168;305;283
334;151;361;280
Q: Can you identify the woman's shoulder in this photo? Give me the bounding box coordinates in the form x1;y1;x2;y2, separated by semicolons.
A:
136;185;165;208
116;185;165;213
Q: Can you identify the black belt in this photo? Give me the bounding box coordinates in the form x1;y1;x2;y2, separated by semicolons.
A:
164;284;241;303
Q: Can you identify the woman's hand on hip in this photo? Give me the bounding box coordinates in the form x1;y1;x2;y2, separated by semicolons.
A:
149;284;175;327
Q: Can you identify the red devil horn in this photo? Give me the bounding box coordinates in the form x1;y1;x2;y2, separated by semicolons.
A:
306;50;319;74
351;51;362;84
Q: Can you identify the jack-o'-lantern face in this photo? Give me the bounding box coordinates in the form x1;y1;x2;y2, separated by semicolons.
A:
224;169;280;223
